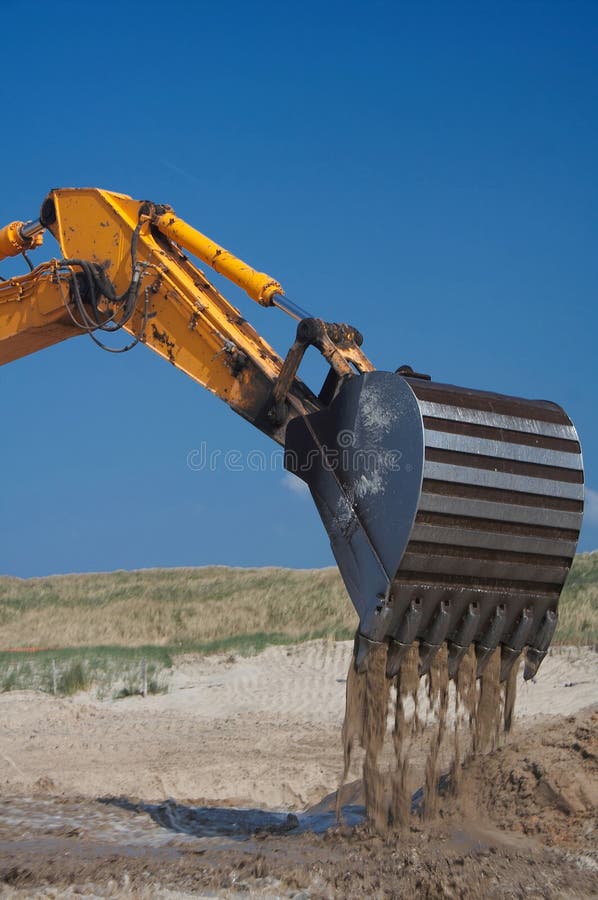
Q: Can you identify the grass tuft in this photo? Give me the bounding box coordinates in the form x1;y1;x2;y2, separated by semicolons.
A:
56;660;89;696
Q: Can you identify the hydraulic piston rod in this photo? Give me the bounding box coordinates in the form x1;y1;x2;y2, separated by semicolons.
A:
0;218;44;261
154;211;282;307
154;210;312;320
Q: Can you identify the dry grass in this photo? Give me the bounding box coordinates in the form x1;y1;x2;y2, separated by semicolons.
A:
0;554;596;655
0;566;356;651
554;551;598;645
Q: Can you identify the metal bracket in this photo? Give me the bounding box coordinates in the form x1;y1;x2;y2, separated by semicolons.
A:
267;317;368;425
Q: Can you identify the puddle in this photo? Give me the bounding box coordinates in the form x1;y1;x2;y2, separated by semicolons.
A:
0;780;436;859
103;796;366;838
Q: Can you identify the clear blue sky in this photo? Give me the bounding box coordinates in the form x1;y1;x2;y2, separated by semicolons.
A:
1;0;596;577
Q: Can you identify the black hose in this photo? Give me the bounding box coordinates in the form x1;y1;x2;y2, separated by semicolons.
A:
57;206;151;353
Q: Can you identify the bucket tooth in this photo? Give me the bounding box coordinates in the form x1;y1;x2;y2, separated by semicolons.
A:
386;597;423;677
397;597;423;643
353;632;385;674
523;609;558;680
418;599;452;676
447;602;481;678
476;604;507;676
500;607;535;681
523;649;545;682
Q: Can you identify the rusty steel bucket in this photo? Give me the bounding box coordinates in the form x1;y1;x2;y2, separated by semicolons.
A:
285;370;583;681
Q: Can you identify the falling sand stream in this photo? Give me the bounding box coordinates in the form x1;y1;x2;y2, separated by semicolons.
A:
337;641;519;832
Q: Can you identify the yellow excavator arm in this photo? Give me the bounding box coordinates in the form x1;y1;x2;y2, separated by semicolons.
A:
0;188;372;443
0;188;584;684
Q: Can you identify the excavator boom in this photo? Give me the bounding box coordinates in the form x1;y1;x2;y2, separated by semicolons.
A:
0;188;584;684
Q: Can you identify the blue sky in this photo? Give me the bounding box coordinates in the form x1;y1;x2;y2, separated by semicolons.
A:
1;0;596;577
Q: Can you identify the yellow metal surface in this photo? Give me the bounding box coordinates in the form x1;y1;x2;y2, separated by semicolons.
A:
42;188;293;428
0;222;26;260
0;221;44;261
154;211;283;306
0;264;80;363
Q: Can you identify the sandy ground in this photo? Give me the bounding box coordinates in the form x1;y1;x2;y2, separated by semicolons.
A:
0;640;597;897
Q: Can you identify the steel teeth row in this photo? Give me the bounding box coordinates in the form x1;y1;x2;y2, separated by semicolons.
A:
355;605;559;682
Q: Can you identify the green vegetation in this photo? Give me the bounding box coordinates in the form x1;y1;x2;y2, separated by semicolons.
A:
55;660;89;696
554;552;598;645
0;645;172;698
0;554;595;695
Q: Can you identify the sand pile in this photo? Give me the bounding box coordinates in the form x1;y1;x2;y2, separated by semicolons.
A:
455;706;598;846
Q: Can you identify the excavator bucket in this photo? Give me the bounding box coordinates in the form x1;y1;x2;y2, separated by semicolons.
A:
285;371;583;682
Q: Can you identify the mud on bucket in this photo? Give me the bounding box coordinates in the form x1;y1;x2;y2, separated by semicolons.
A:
284;370;583;683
